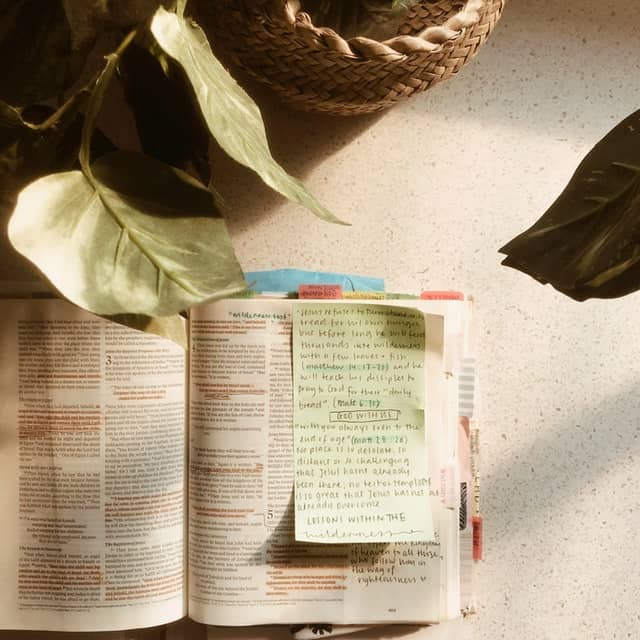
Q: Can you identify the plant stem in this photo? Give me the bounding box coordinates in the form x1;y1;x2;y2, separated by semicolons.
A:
29;90;89;131
79;28;138;177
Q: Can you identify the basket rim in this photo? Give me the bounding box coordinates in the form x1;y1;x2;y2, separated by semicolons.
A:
204;0;507;114
259;0;501;62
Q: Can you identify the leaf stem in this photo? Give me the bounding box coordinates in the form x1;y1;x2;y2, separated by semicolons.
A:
29;89;89;131
79;28;138;177
74;28;196;296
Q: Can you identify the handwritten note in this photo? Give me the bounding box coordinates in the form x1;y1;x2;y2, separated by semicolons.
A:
350;541;442;587
292;303;434;543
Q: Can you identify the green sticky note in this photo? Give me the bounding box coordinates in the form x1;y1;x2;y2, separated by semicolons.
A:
292;303;435;543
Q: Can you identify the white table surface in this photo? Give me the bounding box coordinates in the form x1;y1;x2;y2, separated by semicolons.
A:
3;1;640;638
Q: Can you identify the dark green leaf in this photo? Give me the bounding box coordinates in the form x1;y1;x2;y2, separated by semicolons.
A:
304;0;414;40
391;0;420;8
119;41;211;183
500;109;640;300
8;150;247;316
62;0;163;47
0;1;87;105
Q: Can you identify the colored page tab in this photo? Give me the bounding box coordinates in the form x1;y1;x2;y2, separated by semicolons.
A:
420;291;464;300
245;269;384;293
342;291;387;300
298;284;342;299
292;302;435;543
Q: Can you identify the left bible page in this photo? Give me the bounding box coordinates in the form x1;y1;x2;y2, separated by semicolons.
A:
0;300;187;631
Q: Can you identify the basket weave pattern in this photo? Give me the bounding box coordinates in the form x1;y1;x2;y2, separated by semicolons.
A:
202;0;505;115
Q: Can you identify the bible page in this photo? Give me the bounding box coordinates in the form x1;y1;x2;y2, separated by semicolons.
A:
188;298;447;626
0;300;187;631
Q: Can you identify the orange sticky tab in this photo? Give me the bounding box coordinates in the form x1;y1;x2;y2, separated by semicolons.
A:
472;516;483;561
420;290;464;300
298;284;343;299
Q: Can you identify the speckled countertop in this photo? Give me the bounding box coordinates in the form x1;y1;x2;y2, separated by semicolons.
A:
224;2;640;638
3;1;640;639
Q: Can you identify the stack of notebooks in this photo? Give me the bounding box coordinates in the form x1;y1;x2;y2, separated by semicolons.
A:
0;270;481;635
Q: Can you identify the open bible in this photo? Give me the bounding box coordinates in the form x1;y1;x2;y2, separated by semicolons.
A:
0;293;475;632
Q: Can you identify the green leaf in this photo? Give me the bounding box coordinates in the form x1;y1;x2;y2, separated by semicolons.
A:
62;0;162;47
150;7;346;225
391;0;420;9
0;96;86;219
119;41;211;183
104;312;188;349
0;97;88;282
8;150;247;316
303;0;416;40
0;1;87;105
500;109;640;300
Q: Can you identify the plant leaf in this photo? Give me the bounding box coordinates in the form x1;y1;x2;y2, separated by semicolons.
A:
0;0;87;105
8;150;246;316
0;96;87;219
304;0;416;40
391;0;420;9
500;109;640;300
150;7;346;225
0;96;90;282
119;41;211;183
62;0;162;48
104;312;188;349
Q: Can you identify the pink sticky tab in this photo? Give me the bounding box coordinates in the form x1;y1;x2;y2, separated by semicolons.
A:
472;516;483;561
440;462;459;509
298;284;343;299
420;290;464;300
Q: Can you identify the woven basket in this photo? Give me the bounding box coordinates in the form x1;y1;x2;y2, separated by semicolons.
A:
201;0;505;115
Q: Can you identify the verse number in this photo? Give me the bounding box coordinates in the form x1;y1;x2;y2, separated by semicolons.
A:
105;354;113;366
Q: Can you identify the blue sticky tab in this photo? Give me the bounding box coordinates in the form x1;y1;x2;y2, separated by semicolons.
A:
245;269;384;293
